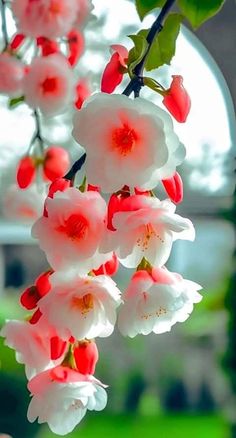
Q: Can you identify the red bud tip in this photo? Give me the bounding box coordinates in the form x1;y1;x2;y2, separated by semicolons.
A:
163;75;191;123
74;341;99;375
20;286;40;310
35;270;52;297
93;252;119;276
162;172;183;204
43;147;70;182
50;336;67;360
16;156;36;189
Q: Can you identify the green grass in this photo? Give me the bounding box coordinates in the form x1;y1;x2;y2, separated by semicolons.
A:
37;413;229;438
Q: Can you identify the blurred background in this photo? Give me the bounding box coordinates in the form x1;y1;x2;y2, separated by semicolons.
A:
0;0;235;437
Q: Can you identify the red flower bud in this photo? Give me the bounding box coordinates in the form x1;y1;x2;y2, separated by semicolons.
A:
36;37;60;56
35;270;52;297
43;147;70;182
16;156;36;189
10;33;25;50
75;78;90;110
50;336;67;360
29;308;42;325
44;178;71;217
67;30;84;67
101;45;128;94
73;341;99;375
93;252;119;276
162;172;183;204
87;184;100;192
163;75;191;123
20;285;40;310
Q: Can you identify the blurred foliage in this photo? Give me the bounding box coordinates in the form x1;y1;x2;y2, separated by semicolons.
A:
36;413;228;438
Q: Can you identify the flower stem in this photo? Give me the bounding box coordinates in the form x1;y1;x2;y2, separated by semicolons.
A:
0;0;9;50
64;152;87;182
123;0;176;97
30;110;44;154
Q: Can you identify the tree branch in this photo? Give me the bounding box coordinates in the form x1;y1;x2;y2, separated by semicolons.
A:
123;0;176;97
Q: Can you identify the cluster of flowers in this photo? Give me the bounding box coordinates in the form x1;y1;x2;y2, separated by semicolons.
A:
0;1;202;436
0;0;93;223
1;89;202;436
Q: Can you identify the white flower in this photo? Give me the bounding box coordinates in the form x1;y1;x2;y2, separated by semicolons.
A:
0;53;25;97
118;268;202;337
27;366;107;435
75;0;94;28
72;93;185;193
3;184;47;224
23;54;74;116
12;0;79;39
38;271;122;340
0;319;60;379
32;187;110;273
103;195;195;268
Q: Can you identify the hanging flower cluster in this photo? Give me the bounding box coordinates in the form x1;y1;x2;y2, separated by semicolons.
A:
0;0;217;435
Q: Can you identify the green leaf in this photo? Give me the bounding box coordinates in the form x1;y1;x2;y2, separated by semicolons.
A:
127;34;148;76
144;13;182;71
8;95;25;108
135;0;166;20
178;0;225;29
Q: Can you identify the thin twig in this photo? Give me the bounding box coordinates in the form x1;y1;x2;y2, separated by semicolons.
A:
123;0;176;97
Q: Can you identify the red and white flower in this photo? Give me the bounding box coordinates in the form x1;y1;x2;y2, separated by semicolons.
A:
75;0;94;29
118;268;202;337
12;0;79;39
38;271;122;339
0;53;25;97
103;195;195;268
72;93;185;193
27;366;107;435
23;54;74;115
3;184;47;224
32;187;110;272
0;319;65;379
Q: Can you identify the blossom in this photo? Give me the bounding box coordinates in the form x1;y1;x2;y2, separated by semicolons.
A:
27;366;107;435
23;54;74;116
103;195;195;268
162;171;183;204
0;53;25;97
118;268;202;337
75;0;94;29
38;271;122;339
32;187;110;272
16;156;36;189
43;146;70;181
72;93;185;193
75;77;91;110
3;184;47;224
12;0;79;39
163;75;191;123
0;319;66;379
73;340;99;375
36;37;60;57
67;29;84;67
101;45;128;93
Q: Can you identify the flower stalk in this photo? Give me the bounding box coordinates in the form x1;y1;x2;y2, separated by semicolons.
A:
122;0;176;97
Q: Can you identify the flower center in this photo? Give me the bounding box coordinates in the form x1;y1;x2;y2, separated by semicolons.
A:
57;214;88;241
136;224;164;252
112;123;138;156
41;77;58;94
49;0;62;14
71;293;94;315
